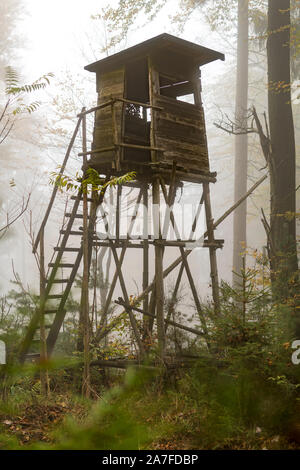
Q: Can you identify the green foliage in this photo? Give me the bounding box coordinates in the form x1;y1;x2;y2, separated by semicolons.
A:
50;168;136;195
0;281;39;363
0;66;53;145
4;67;54;115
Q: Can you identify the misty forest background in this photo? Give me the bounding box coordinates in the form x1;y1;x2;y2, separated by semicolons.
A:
0;0;299;450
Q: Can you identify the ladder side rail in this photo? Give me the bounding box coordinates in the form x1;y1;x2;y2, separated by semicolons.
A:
33;113;83;253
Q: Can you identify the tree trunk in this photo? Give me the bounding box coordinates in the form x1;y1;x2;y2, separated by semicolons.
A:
267;0;298;319
232;0;249;285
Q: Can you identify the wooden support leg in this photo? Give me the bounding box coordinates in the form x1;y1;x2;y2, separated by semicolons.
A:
97;189;143;332
109;244;145;358
165;262;184;332
152;176;165;359
203;183;220;315
142;183;149;325
159;179;209;340
99;188;145;358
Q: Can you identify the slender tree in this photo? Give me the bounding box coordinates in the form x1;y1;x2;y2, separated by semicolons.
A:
267;0;299;330
232;0;249;285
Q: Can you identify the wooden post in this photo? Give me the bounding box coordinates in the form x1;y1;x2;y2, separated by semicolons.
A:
159;179;209;339
153;176;165;359
148;57;165;360
95;175;268;344
142;183;149;326
116;185;121;241
81;109;90;398
111;101;121;171
165;262;184;332
39;227;49;396
98;190;143;330
203;182;220;315
193;70;220;314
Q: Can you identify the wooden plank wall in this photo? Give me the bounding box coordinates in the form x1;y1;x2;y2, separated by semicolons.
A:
92;68;125;165
153;94;210;172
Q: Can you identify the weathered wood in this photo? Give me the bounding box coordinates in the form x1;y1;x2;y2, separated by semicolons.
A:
97;190;144;338
203;182;220;314
77;99;114;117
118;142;163;152
122;174;269;316
115;299;204;337
93;241;144;248
142;183;149;318
101;210;145;358
153;176;166;357
79;146;115;157
48;263;75;268
92;68;125;169
19;192;83;362
116;97;163;111
165;262;184;332
152;240;223;248
159;178;209;340
54;247;81;252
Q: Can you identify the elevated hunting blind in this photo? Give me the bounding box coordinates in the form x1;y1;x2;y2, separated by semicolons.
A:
19;34;226;365
85;33;224;181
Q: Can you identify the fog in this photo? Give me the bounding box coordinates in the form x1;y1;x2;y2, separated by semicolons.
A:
1;0;298;311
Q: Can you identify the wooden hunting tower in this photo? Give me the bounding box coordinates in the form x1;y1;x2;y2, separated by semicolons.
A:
85;33;224;181
19;34;225;365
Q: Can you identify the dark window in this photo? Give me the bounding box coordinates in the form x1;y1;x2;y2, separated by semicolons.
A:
124;59;150;162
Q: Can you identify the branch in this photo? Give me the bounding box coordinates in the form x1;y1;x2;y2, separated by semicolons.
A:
251;106;272;165
0;193;31;238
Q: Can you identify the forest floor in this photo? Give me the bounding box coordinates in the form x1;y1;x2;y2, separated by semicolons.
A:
0;394;87;446
0;388;299;450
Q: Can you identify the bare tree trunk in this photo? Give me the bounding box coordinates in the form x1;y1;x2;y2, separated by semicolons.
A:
267;0;298;330
232;0;249;285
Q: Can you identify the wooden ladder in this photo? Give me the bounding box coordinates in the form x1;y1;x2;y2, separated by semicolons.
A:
18;108;101;362
19;190;98;362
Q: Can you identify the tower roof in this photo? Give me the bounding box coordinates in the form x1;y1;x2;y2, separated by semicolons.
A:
85;33;225;73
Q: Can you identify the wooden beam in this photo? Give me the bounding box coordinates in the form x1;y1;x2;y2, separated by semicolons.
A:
115;299;205;337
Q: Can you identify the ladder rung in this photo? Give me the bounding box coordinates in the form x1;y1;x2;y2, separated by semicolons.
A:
48;263;75;268
47;294;64;299
44;309;66;315
65;213;90;219
71;195;94;202
60;230;98;238
25;353;40;359
34;324;51;331
60;230;83;236
46;279;70;284
54;247;81;252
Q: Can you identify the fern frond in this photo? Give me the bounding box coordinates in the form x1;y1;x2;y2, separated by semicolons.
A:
105;172;136;188
5;71;54;96
12;101;41;115
4;66;20;91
